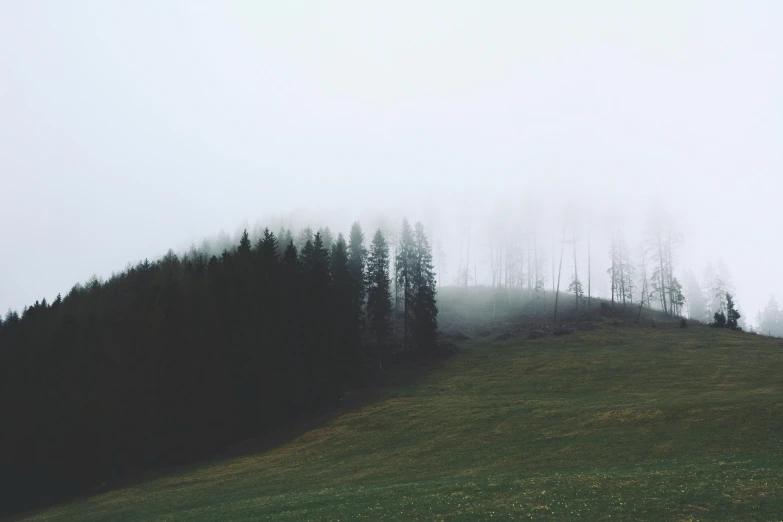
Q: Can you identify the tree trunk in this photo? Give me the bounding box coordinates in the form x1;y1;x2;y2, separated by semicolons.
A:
619;249;626;306
403;276;408;352
573;228;579;314
657;235;668;315
587;222;591;308
637;278;647;322
464;231;470;287
553;228;567;323
611;236;616;307
527;234;532;299
551;232;556;295
534;229;538;315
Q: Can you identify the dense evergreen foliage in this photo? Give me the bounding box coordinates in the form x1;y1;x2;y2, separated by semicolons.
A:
710;292;742;331
0;220;438;516
366;229;393;369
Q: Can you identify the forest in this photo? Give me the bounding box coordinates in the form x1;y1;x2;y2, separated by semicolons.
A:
0;219;438;516
0;206;766;517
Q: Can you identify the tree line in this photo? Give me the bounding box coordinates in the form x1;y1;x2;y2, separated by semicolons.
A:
0;219;438;515
477;211;691;321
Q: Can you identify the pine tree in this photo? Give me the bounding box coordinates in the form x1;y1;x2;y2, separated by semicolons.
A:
257;228;279;266
319;226;334;252
331;233;360;382
366;229;392;369
281;241;299;276
397;219;415;351
348;223;367;294
237;229;252;257
277;228;294;255
300;239;315;270
567;276;585;304
726;293;741;330
669;277;685;316
330;234;349;285
309;232;336;400
347;222;367;339
296;227;313;253
412;222;438;351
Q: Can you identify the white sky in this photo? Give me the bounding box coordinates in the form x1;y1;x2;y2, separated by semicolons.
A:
1;1;781;321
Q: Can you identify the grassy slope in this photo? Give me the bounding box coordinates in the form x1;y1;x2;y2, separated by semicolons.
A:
20;321;783;521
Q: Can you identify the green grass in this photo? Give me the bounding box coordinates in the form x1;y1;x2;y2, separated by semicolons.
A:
20;322;783;521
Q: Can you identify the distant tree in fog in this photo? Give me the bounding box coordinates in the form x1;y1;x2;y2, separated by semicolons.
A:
553;228;567;322
571;226;580;312
434;238;447;288
567;276;585;305
711;275;727;317
587;222;591;308
644;211;682;316
669;278;685;317
682;269;707;320
758;295;782;337
608;231;635;307
318;226;334;252
296;226;314;253
726;293;742;330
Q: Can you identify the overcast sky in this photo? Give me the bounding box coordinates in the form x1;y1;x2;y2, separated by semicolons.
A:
1;1;781;321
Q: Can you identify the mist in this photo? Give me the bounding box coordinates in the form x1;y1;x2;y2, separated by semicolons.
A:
1;1;781;324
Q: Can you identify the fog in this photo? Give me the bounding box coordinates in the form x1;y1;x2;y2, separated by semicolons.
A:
1;1;780;324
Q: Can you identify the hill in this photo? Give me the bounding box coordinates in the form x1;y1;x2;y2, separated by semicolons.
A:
17;313;783;521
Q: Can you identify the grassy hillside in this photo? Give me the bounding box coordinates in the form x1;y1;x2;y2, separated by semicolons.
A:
19;318;783;521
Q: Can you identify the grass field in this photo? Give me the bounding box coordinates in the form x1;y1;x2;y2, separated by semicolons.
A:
19;319;783;521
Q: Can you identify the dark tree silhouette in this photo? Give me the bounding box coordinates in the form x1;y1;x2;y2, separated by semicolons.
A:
412;222;438;351
726;293;742;330
366;229;393;369
396;219;415;351
348;221;367;339
0;218;438;517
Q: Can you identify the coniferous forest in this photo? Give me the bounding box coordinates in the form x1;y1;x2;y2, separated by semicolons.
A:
0;219;439;515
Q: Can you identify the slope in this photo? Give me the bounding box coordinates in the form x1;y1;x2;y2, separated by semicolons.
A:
19;320;783;521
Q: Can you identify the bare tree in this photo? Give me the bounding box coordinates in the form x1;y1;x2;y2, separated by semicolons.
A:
553;227;567;322
464;228;470;287
551;232;556;295
572;225;579;313
434;238;446;288
645;210;681;316
608;233;616;306
587;221;591;308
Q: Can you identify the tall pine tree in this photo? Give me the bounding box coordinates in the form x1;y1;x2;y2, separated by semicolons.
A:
397;219;415;351
366;229;392;369
412;222;438;351
331;233;361;383
347;222;367;333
